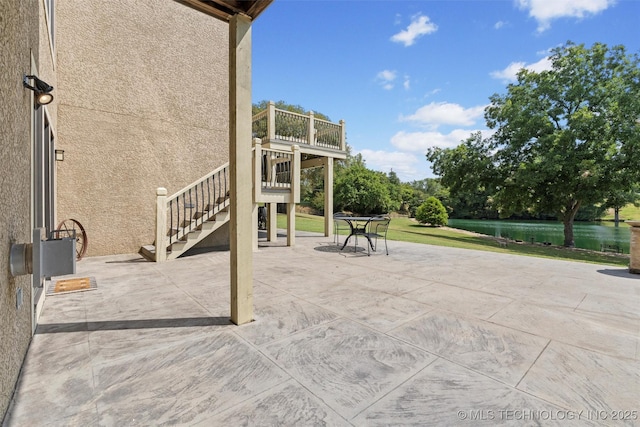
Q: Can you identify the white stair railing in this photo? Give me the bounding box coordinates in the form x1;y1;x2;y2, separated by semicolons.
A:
155;163;230;262
149;138;302;262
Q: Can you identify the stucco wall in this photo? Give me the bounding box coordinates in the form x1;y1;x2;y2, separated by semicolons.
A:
56;0;230;255
0;0;51;419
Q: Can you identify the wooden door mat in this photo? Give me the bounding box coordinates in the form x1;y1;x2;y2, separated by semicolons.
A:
47;277;97;295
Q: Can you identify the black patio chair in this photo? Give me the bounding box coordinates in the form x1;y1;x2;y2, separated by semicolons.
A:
257;206;267;230
333;212;350;245
366;216;391;256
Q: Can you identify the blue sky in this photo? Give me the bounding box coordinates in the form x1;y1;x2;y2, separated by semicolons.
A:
252;0;640;182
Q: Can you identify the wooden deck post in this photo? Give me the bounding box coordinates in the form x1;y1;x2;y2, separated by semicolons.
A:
229;14;253;325
267;101;276;141
308;111;315;146
268;203;277;242
287;144;300;246
155;187;168;263
324;157;334;237
252;138;261;252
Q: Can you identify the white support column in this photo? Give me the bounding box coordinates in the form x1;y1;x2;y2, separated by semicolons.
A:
286;202;295;246
229;14;253;325
252;139;261;252
308;111;315;146
253;138;262;203
291;145;300;204
324;157;334;237
287;144;300;247
268;101;276;141
155;187;168;263
268;202;277;241
339;119;346;151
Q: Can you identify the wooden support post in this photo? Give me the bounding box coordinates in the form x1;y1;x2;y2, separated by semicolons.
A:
155;187;168;263
253;138;262;203
308;111;315;146
287;202;295;246
292;144;300;204
252;138;262;252
324;157;334;237
287;145;300;246
268;202;277;242
229;14;253;325
268;101;276;141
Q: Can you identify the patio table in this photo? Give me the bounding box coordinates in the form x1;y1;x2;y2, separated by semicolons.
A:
335;216;387;253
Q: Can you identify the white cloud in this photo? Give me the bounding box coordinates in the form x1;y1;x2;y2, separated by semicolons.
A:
357;128;496;181
490;56;553;83
403;75;411;90
390;129;485;152
400;102;487;128
357;149;423;181
494;20;507;29
376;69;397;90
425;88;441;97
517;0;616;32
391;14;438;47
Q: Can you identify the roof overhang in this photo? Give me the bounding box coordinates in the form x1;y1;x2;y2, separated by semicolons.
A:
174;0;274;21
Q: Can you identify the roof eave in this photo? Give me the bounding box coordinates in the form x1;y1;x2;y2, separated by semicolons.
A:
174;0;274;22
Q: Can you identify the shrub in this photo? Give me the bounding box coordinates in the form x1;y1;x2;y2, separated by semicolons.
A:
415;197;448;226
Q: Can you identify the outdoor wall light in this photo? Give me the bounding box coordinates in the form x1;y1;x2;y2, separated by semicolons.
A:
55;149;65;161
23;74;54;105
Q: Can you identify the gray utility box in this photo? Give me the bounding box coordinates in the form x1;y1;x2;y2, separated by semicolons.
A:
10;228;76;278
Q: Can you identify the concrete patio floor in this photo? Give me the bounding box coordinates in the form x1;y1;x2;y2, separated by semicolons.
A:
4;232;639;426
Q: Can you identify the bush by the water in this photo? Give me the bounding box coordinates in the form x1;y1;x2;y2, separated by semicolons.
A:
415;197;448;226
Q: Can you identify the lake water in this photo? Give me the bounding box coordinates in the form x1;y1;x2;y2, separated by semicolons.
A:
448;219;631;253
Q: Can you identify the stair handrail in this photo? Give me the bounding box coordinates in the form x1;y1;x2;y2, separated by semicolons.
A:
167;162;229;201
155;162;230;262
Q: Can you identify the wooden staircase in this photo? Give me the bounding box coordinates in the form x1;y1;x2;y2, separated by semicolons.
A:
139;163;231;262
139;201;230;262
140;105;348;262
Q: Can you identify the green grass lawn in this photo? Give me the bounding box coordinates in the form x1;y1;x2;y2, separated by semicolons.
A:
278;213;630;267
601;204;640;221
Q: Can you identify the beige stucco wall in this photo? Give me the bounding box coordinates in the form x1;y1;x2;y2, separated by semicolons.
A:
0;0;56;418
56;0;230;255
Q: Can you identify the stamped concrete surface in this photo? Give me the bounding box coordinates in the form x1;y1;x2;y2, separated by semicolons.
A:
3;232;639;426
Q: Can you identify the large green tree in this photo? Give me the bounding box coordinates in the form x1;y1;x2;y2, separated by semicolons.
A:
426;132;498;218
485;42;640;246
334;155;393;214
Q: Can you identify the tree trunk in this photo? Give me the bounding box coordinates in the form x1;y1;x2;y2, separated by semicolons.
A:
563;216;575;247
562;200;581;247
614;207;620;227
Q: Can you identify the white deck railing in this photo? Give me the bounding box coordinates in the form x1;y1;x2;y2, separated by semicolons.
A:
253;139;300;204
151;139;301;262
252;101;346;152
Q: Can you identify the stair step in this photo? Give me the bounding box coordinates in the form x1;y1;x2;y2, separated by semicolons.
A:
139;245;156;262
216;210;230;221
142;179;232;262
170;240;187;250
201;221;218;232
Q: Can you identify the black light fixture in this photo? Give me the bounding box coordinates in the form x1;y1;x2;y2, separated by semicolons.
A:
23;74;54;105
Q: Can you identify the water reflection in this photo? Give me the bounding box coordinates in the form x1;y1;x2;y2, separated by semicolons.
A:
448;219;631;253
